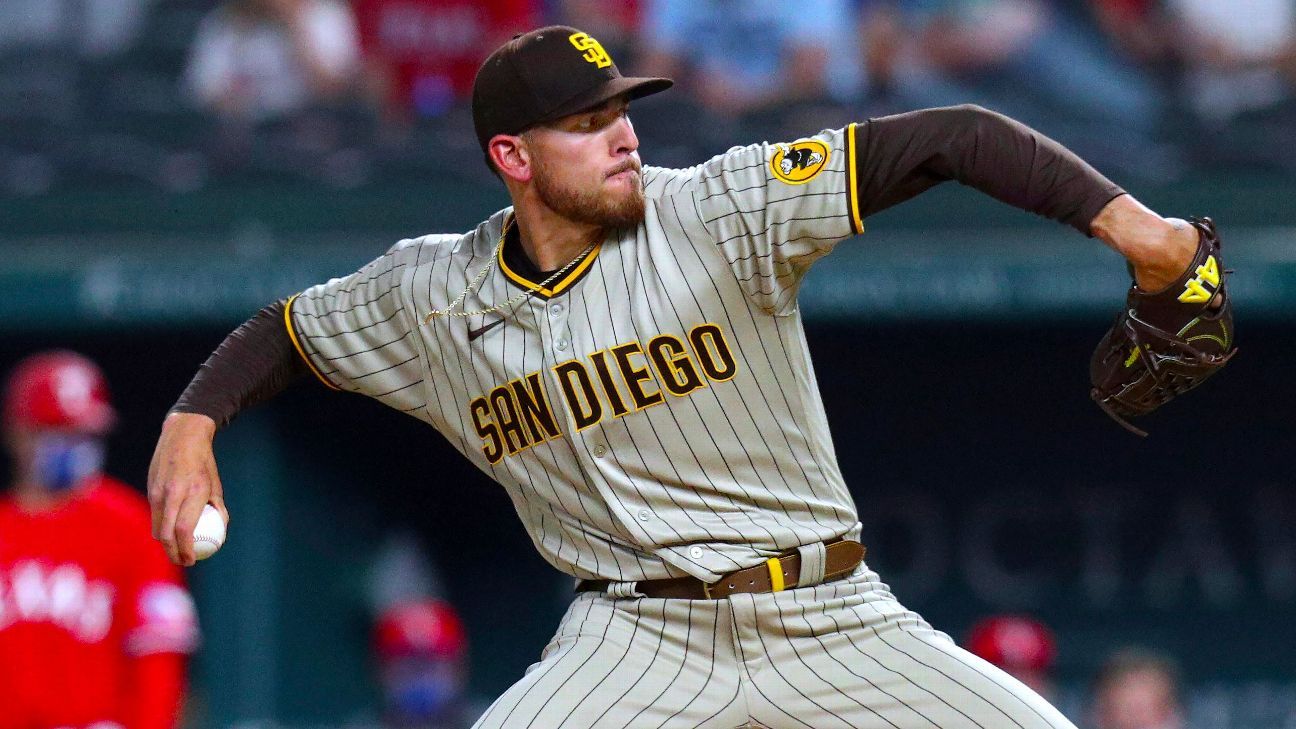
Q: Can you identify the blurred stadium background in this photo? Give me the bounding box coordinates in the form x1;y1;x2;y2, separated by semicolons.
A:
2;0;1294;727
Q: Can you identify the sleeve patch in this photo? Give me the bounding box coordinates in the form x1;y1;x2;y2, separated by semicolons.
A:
770;140;831;185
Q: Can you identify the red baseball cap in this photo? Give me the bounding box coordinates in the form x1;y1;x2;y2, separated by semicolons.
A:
374;600;467;660
3;351;116;434
966;615;1057;672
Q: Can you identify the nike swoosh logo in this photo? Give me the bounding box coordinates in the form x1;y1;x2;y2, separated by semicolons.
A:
467;318;505;342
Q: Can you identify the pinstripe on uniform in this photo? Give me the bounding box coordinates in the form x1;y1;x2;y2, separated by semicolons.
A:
471;566;1074;729
287;126;1078;729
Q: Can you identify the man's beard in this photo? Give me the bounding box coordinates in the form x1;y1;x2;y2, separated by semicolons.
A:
532;158;646;228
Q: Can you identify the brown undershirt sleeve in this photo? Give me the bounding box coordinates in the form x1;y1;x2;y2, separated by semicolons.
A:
169;299;310;429
851;104;1126;235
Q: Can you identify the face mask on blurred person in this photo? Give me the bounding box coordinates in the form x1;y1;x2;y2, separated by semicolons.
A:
384;658;462;726
33;434;104;492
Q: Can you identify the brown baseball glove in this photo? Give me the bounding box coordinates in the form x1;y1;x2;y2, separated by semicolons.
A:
1090;217;1237;436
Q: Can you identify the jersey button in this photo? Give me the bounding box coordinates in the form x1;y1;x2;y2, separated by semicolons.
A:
550;303;563;316
689;546;705;560
592;444;607;457
555;339;569;351
637;508;651;522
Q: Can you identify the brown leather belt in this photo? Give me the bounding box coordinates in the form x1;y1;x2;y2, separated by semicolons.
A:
577;539;866;600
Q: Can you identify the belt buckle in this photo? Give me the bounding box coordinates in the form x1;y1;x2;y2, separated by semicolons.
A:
702;580;715;599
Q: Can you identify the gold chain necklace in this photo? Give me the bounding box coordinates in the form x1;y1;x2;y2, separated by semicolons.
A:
424;219;598;323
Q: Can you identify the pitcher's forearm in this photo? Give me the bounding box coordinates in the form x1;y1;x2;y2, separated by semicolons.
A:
170;300;309;428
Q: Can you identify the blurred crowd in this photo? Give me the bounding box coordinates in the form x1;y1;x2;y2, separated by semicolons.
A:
967;616;1189;729
2;0;1294;194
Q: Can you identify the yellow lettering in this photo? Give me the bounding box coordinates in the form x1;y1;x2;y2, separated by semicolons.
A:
470;397;504;464
511;373;562;445
612;342;664;411
489;385;528;455
468;323;741;457
1178;255;1221;304
689;324;738;381
553;360;603;431
1179;279;1213;304
568;32;611;69
589;351;631;417
646;335;706;397
1197;255;1220;287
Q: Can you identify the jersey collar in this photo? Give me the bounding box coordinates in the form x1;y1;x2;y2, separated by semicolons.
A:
497;214;604;300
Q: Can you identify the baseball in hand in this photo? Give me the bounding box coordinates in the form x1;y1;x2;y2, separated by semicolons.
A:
192;504;227;561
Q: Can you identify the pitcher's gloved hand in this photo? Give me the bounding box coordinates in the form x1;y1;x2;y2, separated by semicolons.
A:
1090;217;1237;436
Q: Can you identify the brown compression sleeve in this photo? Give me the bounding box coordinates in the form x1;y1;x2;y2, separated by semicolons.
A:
169;300;310;429
852;104;1126;235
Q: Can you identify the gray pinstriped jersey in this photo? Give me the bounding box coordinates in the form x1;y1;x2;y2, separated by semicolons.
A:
289;125;870;584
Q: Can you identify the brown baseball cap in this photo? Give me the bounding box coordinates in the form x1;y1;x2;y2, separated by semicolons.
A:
471;26;673;152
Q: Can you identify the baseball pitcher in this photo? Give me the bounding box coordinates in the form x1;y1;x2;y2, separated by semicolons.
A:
149;26;1233;729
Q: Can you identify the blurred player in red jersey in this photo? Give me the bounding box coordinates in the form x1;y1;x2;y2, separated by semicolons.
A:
0;351;199;729
353;0;540;122
374;599;471;728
